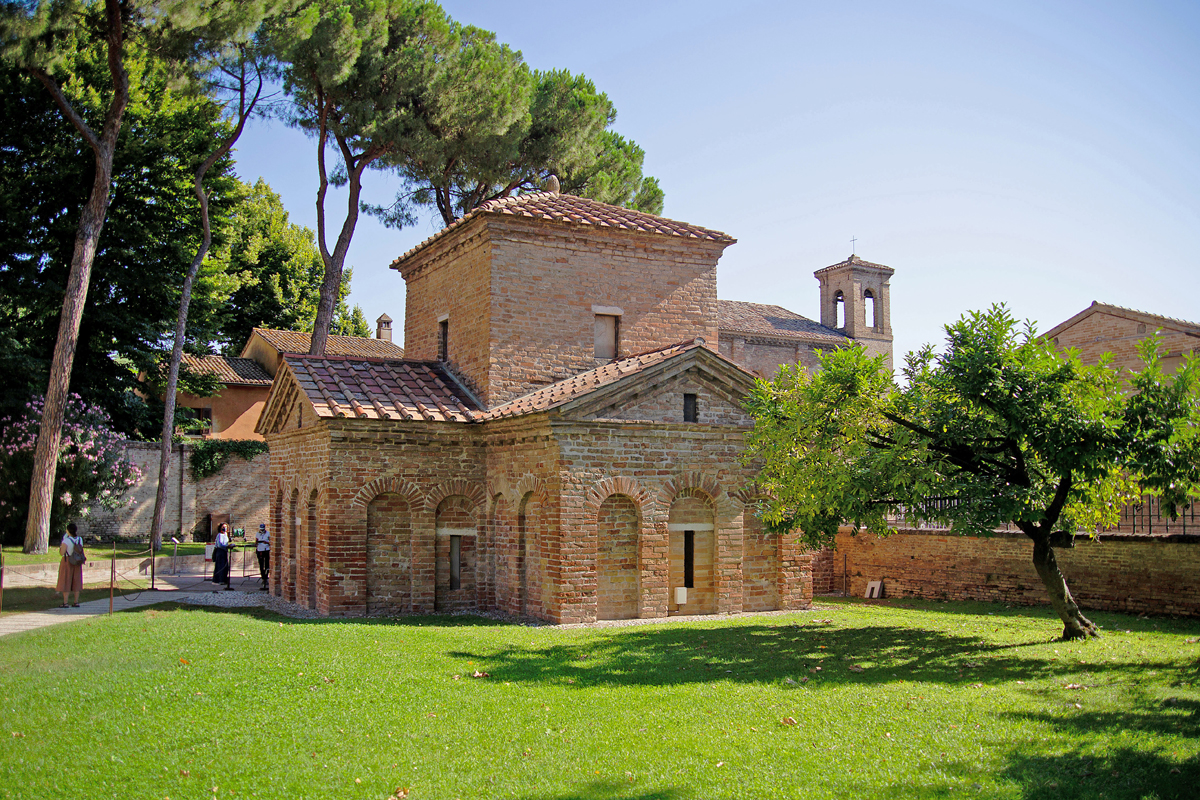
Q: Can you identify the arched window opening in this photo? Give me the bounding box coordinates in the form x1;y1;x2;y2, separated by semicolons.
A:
864;290;876;329
834;291;845;329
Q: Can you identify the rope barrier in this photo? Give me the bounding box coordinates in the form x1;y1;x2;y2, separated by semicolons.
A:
0;540;267;615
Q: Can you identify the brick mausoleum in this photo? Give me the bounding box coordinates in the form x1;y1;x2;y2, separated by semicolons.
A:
258;189;893;621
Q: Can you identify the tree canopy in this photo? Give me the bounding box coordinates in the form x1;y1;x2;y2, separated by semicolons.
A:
212;178;364;352
386;64;665;226
269;0;663;353
0;49;239;436
743;305;1200;640
0;63;352;437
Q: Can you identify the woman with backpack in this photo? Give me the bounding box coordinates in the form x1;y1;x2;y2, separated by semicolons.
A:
57;522;85;607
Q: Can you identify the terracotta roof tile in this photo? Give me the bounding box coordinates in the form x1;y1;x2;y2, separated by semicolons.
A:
391;192;735;268
285;356;481;423
717;300;847;344
251;329;405;360
484;340;706;420
1087;302;1200;331
181;355;273;386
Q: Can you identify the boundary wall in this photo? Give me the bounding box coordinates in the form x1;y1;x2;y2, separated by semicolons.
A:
81;442;269;541
813;528;1200;617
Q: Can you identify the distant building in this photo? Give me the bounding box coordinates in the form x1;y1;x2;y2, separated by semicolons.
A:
1046;301;1198;374
173;325;404;441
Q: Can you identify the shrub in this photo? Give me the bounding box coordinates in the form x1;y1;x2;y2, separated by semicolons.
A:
188;439;268;481
0;395;142;546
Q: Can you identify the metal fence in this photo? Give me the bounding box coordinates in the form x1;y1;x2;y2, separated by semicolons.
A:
1117;495;1198;535
881;494;1196;536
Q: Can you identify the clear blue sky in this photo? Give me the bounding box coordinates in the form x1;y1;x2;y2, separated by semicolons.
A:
232;0;1200;364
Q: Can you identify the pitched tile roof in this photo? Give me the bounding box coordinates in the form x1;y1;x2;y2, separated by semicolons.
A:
484;340;708;420
249;328;406;360
717;300;848;344
1044;301;1200;340
1087;302;1200;331
181;355;273;386
391;191;735;268
813;253;894;276
285;356;481;423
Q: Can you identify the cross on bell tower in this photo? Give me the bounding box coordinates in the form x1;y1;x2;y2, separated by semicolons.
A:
814;253;895;371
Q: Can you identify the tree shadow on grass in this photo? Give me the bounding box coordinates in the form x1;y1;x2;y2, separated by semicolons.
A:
443;621;1187;690
822;596;1197;636
997;745;1200;800
519;783;691;800
989;690;1200;799
155;601;1197;690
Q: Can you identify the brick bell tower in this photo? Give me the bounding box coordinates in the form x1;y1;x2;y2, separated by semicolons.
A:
814;254;895;371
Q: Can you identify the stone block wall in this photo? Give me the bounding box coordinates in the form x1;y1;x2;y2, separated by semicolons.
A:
815;528;1200;617
81;442;268;541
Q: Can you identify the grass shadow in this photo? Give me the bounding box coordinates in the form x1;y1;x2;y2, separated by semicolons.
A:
998;746;1200;799
149;600;1200;691
520;783;691;800
445;620;1188;690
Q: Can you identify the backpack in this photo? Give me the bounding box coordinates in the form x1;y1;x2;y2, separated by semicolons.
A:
67;541;85;566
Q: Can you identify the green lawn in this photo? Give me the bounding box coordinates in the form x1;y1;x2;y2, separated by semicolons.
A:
0;598;1197;799
0;581;151;616
1;541;209;566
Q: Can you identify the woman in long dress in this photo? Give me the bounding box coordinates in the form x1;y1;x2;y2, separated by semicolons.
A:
56;522;85;607
212;522;231;589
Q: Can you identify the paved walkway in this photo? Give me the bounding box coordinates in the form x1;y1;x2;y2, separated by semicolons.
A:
0;574;265;638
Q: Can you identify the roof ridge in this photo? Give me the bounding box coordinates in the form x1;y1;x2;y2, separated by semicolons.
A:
1088;301;1200;330
483;339;712;420
390;192;735;270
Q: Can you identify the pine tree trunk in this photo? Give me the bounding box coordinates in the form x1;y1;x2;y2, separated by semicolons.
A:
23;158;114;554
149;246;207;552
149;66;258;552
1031;537;1099;640
309;158;367;356
23;0;129;554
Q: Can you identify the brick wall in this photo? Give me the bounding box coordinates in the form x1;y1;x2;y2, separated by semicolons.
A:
1053;310;1195;374
263;371;815;622
484;415;560;619
555;415;812;623
816;528;1200;617
596;494;639;619
598;368;748;425
81;442;268;541
668;493;716;614
397;216;728;407
484;221;725;405
742;512;781;612
434;495;478;613
366;493;412;614
400;230;493;400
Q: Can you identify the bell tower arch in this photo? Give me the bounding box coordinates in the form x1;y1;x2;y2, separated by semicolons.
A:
815;255;895;371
